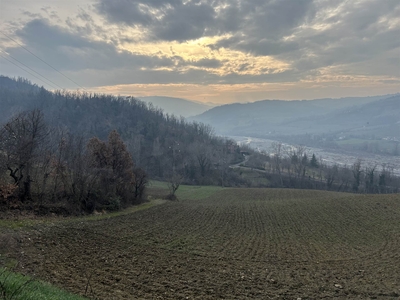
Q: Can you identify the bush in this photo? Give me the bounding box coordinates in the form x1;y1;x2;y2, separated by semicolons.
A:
105;195;121;211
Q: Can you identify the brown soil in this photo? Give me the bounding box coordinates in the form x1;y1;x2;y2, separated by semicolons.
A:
3;189;400;299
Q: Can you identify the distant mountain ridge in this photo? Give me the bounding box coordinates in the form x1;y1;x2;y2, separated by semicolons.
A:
189;94;400;138
278;95;400;136
138;96;214;118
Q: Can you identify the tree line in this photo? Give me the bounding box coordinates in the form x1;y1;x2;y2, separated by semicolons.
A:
245;143;400;193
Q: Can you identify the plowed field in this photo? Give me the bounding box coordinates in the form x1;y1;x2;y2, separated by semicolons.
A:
5;188;400;299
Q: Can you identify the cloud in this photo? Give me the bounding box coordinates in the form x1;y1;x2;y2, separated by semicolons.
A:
279;0;400;73
96;0;154;27
100;0;400;77
96;0;218;42
5;18;236;87
95;0;316;42
208;0;400;76
190;58;222;69
3;19;179;87
151;2;216;41
1;0;399;98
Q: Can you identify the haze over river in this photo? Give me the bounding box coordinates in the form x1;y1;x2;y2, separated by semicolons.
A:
229;136;400;176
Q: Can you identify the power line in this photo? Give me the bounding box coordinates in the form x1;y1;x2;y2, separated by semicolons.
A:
0;49;64;90
0;53;59;89
2;32;87;91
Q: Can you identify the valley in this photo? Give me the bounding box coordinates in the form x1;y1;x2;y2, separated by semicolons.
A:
230;136;400;176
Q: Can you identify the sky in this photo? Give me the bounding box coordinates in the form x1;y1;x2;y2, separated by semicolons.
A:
0;0;399;104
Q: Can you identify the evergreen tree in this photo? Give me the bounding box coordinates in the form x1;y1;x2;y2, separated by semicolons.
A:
310;153;319;168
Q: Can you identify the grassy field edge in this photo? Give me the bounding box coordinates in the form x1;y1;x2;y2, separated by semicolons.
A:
0;267;86;300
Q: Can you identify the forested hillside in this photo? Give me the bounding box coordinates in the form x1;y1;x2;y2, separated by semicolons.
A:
0;76;243;180
0;76;244;213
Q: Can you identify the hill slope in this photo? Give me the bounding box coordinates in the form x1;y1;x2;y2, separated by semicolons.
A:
138;96;213;118
0;76;242;184
190;94;399;138
281;95;400;136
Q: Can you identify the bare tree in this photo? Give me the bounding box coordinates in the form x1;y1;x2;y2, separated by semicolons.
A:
166;173;182;200
290;145;308;187
59;134;92;208
0;110;48;201
352;159;363;192
337;164;352;192
133;167;148;201
271;142;284;186
365;165;377;193
326;164;338;190
190;142;213;179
